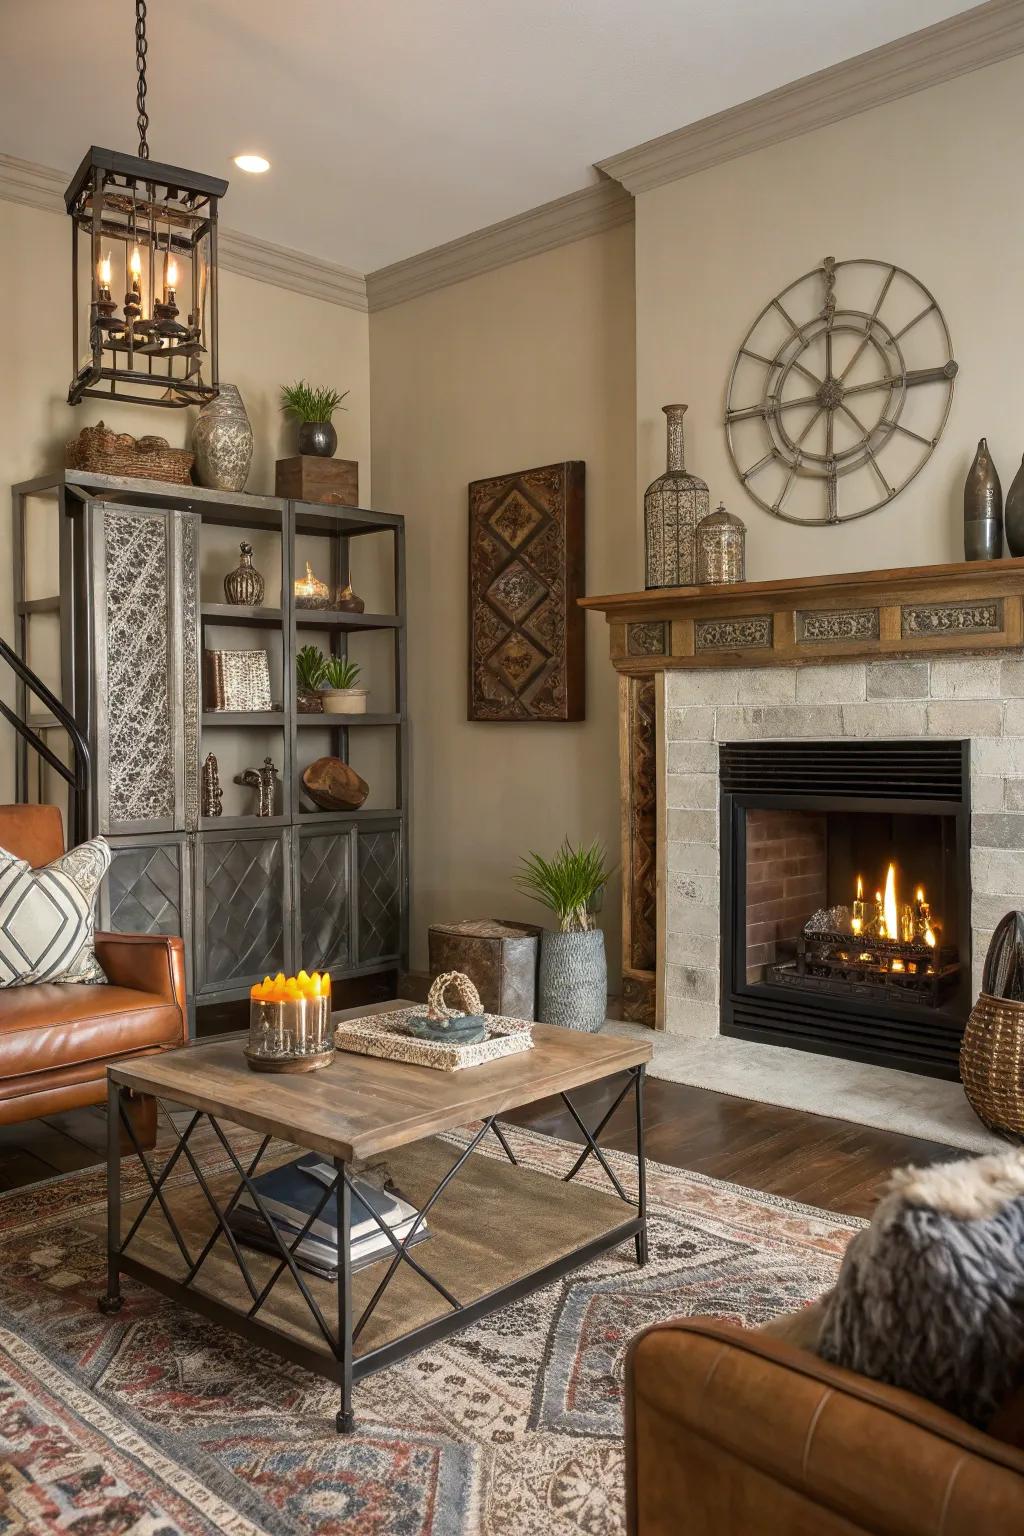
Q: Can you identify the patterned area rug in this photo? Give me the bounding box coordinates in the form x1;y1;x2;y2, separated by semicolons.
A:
0;1123;860;1535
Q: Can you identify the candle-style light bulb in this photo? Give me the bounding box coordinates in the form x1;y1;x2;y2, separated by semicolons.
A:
129;246;142;284
98;254;112;288
165;256;178;291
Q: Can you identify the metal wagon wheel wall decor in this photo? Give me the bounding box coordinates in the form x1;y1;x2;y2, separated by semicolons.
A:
724;257;958;526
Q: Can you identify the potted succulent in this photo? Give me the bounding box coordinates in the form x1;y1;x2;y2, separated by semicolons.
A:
514;839;613;1032
320;655;367;715
280;380;350;458
296;644;326;713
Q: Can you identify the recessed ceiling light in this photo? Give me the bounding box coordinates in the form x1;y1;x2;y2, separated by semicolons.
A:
234;153;270;174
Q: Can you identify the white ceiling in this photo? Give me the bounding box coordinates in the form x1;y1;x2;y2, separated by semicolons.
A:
1;0;973;272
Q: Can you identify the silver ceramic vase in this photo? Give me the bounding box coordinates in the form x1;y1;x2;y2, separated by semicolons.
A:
538;929;607;1033
192;383;254;493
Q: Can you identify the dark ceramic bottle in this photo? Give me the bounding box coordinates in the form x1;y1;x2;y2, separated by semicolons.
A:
963;438;1002;561
1005;454;1024;557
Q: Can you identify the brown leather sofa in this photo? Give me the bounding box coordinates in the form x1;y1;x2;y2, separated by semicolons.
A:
626;1318;1024;1534
0;805;186;1138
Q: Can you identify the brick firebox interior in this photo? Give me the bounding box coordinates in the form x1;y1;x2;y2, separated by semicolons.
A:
744;810;827;983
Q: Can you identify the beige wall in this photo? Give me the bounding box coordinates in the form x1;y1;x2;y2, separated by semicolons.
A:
370;224;636;974
634;53;1024;587
0;197;370;799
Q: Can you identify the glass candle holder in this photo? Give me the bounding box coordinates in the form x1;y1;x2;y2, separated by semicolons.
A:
245;974;333;1072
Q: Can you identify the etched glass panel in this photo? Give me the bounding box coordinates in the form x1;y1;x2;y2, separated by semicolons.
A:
358;829;401;962
202;836;285;987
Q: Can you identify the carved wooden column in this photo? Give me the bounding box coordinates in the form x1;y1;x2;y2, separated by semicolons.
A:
619;673;660;1026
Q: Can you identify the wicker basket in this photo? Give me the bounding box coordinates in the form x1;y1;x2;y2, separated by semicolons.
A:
66;421;194;485
960;991;1024;1141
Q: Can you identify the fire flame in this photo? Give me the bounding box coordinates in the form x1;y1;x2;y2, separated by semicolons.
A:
882;863;897;940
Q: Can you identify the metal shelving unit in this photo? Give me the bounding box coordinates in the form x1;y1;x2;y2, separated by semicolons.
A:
11;471;409;1028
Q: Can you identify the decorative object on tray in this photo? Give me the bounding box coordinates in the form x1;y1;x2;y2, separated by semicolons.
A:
280;380;350;459
469;460;585;721
320;655;367;715
296;644;326;713
301;756;369;810
245;969;333;1073
335;581;365;613
65;422;193;484
428;918;541;1020
204;648;273;712
335;1004;533;1073
234;757;279;817
696;501;746;585
192;383;253;492
223;540;265;606
64;2;225;409
294;560;333;609
644;404;708;588
724;255;958;525
515;839;613;1033
201;752;223;818
1004;454;1024;558
963;438;1003;561
960;914;1024;1139
275;455;359;506
406;971;488;1044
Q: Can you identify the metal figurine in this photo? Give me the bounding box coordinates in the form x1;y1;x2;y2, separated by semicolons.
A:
201;753;223;818
223;541;265;606
235;757;279;818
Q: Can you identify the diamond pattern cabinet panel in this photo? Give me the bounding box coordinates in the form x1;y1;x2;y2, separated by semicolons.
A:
357;827;401;963
299;832;351;973
104;843;184;936
197;832;288;993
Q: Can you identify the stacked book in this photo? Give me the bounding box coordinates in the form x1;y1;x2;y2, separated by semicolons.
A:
228;1153;428;1279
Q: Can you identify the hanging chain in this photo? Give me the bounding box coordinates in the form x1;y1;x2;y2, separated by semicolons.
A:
135;0;150;160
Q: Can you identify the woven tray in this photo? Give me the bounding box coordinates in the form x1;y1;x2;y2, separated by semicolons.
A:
334;1007;533;1072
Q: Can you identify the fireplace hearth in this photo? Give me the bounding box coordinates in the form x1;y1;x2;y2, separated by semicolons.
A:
720;738;970;1079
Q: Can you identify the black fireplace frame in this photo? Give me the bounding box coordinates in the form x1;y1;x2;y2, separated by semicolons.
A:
719;740;971;1081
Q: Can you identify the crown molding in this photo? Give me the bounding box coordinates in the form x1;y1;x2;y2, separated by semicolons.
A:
0;152;368;312
365;179;634;312
598;0;1024;194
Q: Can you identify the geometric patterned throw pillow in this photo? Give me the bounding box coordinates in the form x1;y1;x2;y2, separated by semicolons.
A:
0;837;110;986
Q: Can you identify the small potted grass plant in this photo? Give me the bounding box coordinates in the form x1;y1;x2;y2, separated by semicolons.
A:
296;644;326;713
514;839;613;1032
320;654;367;715
280;380;350;458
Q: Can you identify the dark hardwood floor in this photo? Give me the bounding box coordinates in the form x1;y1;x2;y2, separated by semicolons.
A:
0;1073;962;1220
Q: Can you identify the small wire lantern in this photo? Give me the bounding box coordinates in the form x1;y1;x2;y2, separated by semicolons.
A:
696;502;747;585
644;404;710;588
65;3;227;408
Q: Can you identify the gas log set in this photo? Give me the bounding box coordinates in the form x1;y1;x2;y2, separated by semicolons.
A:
767;862;958;1007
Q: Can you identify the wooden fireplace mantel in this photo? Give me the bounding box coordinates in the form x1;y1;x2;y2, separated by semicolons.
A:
580;555;1024;670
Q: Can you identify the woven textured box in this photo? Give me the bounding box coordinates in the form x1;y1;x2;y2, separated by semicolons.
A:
334;1007;533;1072
428;919;541;1021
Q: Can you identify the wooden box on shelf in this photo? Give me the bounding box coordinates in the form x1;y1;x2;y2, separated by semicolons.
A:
275;456;359;507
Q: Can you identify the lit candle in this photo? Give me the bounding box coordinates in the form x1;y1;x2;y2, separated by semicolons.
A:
851;874;865;935
165;255;178;297
129;246;142;286
97;254;112;292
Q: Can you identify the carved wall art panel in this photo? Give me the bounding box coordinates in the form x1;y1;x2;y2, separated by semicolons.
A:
694;615;773;652
180;514;200;831
901;600;1002;637
795;607;880;643
103;510;174;827
627;622;668;657
469;461;585;721
627;676;658;976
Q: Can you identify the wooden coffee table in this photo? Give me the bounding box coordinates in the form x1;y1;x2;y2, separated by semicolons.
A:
101;1004;651;1431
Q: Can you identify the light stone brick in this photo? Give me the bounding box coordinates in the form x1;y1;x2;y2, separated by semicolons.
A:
926;701;1003;736
839;702;926;737
664;838;718;875
929;657;1002;699
972;738;1024;778
973;929;992;1000
666;671;740;707
665;932;720;968
669;872;719;907
972;813;1024;850
665;773;717;810
667;809;717;845
972;892;1016;930
665;963;717;1003
795;664;866;704
714;705;843;741
728;668;797;704
664;998;719;1037
866;661;929;700
971;847;1024;899
1001;659;1024;697
666;706;716;742
971;776;1005;811
667;740;719;776
1001;700;1024;737
1002;779;1024;812
665;896;720;938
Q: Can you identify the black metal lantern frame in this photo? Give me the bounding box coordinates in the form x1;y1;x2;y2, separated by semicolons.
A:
66;146;228;408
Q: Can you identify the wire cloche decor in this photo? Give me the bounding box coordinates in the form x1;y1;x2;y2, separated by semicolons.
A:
65;0;226;408
724;256;958;526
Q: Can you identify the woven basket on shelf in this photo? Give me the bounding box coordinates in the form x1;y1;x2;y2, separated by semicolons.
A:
960;992;1024;1141
66;421;194;485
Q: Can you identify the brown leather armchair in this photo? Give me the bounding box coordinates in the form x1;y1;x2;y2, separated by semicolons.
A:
626;1318;1024;1534
0;805;186;1139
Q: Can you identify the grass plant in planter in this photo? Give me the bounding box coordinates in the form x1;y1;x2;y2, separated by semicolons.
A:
280;380;349;458
515;839;613;1032
320;655;367;715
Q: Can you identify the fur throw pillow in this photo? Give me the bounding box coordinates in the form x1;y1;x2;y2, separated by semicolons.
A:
818;1149;1024;1428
